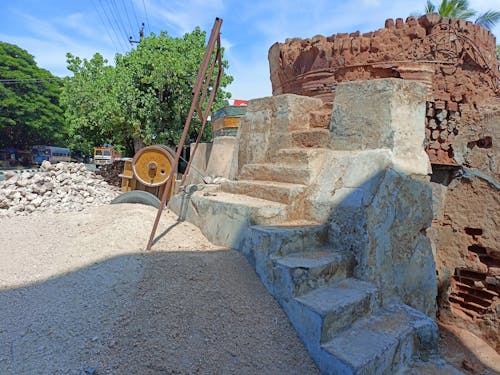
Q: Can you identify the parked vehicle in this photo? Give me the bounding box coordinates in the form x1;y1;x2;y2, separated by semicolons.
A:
93;144;120;166
0;148;36;168
32;145;71;165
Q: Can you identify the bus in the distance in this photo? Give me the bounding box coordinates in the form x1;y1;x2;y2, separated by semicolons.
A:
32;145;71;165
93;144;119;166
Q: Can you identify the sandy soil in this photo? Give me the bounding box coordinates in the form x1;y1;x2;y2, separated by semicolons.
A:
0;204;319;375
1;203;499;375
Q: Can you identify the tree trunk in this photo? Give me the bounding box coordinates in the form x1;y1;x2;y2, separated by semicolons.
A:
133;136;145;154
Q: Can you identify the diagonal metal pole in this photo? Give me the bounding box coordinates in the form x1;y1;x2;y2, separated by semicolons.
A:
146;17;223;251
179;55;223;188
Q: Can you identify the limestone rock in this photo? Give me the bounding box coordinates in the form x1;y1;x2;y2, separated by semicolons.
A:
0;161;119;217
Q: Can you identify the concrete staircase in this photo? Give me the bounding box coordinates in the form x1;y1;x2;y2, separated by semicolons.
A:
170;145;448;375
220;146;324;223
169;87;461;373
237;223;446;375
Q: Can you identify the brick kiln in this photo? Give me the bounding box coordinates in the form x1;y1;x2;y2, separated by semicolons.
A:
268;14;500;351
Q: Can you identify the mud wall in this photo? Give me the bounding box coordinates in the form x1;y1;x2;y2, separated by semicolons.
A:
269;13;499;165
268;14;500;351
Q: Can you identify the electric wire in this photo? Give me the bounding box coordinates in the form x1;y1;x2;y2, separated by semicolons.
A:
90;0;121;53
0;77;62;84
130;0;141;31
96;0;128;52
107;0;130;51
141;0;151;34
96;0;127;52
120;0;135;37
110;0;131;44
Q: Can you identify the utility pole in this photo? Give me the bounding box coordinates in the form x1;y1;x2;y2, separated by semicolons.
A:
129;22;145;45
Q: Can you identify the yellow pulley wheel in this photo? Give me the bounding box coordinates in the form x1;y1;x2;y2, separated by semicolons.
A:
132;145;175;187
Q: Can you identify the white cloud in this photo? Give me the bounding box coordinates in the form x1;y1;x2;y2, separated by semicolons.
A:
142;0;224;35
0;33;116;77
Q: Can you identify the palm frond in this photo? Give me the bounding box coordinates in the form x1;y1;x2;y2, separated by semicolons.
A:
425;0;436;13
475;10;500;30
456;8;476;19
438;0;475;19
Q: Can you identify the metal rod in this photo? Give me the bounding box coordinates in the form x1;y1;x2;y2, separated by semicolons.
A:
178;154;206;180
180;53;223;188
146;17;223;251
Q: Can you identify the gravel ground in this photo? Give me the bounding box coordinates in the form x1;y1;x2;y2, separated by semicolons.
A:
0;204;319;375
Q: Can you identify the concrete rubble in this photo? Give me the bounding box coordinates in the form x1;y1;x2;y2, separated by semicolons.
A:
0;161;119;217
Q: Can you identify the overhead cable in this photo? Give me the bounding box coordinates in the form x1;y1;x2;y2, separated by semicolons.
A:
142;0;151;34
119;0;135;37
91;0;121;52
96;0;128;52
110;0;131;44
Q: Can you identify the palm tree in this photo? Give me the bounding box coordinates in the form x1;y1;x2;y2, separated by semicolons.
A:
424;0;500;30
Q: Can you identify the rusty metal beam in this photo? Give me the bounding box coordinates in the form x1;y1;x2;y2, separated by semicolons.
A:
179;62;223;188
146;17;223;251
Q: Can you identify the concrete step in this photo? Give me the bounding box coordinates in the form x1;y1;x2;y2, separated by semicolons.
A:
239;163;312;184
291;129;331;148
221;179;306;205
321;304;439;375
168;190;289;248
295;278;380;344
275;148;326;167
245;223;328;258
273;249;355;297
192;191;287;226
239;223;328;292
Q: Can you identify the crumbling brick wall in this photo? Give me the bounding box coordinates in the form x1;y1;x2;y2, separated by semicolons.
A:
269;13;499;165
268;14;500;351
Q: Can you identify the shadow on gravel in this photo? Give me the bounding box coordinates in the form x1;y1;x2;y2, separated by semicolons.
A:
0;250;320;375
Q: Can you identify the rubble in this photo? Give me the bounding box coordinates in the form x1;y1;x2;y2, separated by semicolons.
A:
96;160;127;187
0;161;119;218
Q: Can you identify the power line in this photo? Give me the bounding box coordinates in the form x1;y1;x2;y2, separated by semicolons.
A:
130;0;141;30
95;0;126;52
120;0;135;37
91;0;121;52
96;0;128;52
110;0;131;43
142;0;151;34
107;0;130;51
0;77;61;84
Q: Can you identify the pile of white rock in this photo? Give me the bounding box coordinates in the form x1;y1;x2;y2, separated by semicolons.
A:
0;161;120;217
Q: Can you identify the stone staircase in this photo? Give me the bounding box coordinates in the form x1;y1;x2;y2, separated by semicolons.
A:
236;223;446;374
169;86;461;374
170;145;448;374
220;147;320;223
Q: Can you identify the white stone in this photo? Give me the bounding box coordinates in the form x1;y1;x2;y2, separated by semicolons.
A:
16;178;29;187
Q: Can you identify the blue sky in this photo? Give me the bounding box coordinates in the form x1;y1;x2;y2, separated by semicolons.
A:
1;0;499;100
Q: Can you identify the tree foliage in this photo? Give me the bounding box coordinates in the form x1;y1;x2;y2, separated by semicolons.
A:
0;42;66;149
61;27;233;157
424;0;500;30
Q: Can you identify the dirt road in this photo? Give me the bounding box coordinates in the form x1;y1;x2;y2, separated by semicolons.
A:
0;204;319;375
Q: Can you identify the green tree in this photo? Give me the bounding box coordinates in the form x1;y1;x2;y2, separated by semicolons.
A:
61;53;121;157
61;27;232;157
0;42;66;149
424;0;500;30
